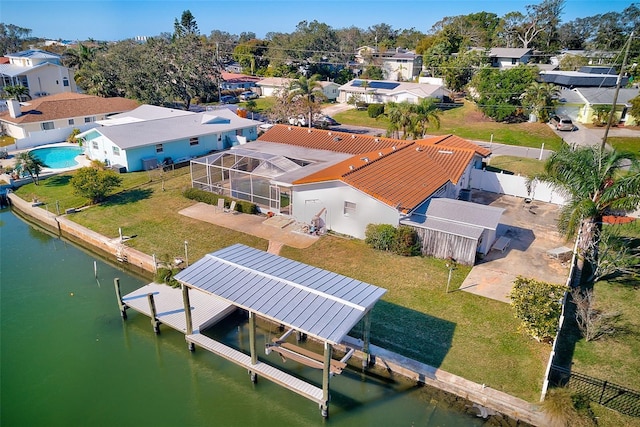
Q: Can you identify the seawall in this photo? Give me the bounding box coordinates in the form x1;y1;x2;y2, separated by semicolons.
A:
7;191;549;426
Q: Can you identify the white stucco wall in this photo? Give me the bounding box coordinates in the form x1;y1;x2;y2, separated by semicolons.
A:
291;181;400;239
25;63;76;97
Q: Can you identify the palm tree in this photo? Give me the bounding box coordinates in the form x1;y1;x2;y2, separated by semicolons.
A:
521;82;559;122
288;74;326;128
17;151;47;185
410;98;441;139
3;85;30;101
539;145;640;285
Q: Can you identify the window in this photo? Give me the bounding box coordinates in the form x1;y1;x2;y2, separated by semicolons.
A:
344;201;356;216
511;58;517;65
236;129;242;136
189;137;199;146
84;117;95;123
41;122;54;130
68;119;74;125
63;77;69;87
156;144;164;153
112;147;120;156
92;141;99;150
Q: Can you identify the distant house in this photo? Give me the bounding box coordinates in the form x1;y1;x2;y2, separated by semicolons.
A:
220;72;261;91
256;77;292;97
487;48;532;69
189;125;490;241
78;106;262;172
256;77;340;101
337;79;449;104
572;87;640;126
0;93;139;148
0;49;77;99
540;66;628;88
355;46;423;81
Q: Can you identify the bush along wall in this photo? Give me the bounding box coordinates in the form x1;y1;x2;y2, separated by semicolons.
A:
183;187;259;214
365;223;421;256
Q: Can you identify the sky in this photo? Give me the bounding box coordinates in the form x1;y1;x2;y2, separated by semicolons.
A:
0;0;633;42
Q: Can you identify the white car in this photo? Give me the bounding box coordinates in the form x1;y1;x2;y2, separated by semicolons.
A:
288;115;306;126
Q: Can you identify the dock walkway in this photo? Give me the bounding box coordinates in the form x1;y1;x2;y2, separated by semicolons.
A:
187;333;324;404
121;283;235;334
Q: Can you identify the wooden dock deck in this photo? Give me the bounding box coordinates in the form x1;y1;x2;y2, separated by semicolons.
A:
187;333;324;404
121;283;235;334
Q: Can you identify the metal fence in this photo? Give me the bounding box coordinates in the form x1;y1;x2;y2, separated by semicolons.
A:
550;365;640;417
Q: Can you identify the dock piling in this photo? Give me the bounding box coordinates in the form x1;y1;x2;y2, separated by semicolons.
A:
181;285;195;351
114;278;127;319
147;293;160;334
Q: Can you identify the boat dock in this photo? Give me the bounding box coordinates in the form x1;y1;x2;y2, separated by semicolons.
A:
119;282;235;334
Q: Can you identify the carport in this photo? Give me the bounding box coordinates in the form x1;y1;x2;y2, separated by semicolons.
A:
174;243;387;418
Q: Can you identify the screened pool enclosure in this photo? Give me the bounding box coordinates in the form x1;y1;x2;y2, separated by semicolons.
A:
190;148;302;213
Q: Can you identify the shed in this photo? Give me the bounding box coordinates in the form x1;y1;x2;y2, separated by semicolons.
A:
402;198;504;265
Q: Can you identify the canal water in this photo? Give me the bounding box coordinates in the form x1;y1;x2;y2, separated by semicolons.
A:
0;208;485;426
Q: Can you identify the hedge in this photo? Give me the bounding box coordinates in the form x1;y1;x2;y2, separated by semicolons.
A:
183;187;259;214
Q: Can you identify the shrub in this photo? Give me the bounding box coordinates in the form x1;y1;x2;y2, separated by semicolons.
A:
155;267;180;288
393;225;421;256
367;103;385;118
365;223;397;251
509;276;567;342
182;187;259;214
70;167;123;203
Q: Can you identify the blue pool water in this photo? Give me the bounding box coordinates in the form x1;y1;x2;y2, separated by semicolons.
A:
30;146;84;169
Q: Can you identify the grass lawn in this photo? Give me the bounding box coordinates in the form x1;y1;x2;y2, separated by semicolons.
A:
608;136;640;155
487;155;546;178
333;101;565;151
15;168;549;402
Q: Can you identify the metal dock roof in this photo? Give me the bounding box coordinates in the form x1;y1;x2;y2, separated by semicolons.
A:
174;244;387;344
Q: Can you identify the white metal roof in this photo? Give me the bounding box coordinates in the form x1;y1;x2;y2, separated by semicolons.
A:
425;198;504;231
174;244;387;344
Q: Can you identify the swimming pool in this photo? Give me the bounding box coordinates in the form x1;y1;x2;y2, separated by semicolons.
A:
29;146;85;169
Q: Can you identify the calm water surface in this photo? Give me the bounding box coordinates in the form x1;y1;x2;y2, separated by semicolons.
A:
0;208;483;426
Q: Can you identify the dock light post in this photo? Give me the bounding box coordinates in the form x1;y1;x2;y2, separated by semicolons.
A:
184;240;189;267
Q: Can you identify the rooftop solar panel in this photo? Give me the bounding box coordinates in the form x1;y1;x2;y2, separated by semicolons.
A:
350;80;400;90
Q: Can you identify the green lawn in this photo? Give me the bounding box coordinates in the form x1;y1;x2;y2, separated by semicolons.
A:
487;155;546;178
15;168;548;402
333;101;566;151
608;137;640;155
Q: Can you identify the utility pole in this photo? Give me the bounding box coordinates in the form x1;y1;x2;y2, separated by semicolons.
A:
600;31;634;154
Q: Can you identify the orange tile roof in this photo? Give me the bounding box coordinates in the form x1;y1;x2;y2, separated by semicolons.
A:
265;125;483;212
342;144;453;212
0;93;139;124
417;134;491;157
258;124;409;154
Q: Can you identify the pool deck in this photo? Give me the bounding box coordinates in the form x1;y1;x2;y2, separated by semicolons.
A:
1;143;91;186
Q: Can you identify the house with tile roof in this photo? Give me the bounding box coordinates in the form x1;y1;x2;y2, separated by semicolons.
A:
1;49;77;99
190;125;490;240
0;93;139;148
256;77;340;101
78;106;261;172
220;72;261;90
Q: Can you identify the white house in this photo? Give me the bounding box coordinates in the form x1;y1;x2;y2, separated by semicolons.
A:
0;93;139;149
337;79;449;104
355;46;423;81
190;125;490;240
256;77;340;101
78;106;262;172
0;49;77;99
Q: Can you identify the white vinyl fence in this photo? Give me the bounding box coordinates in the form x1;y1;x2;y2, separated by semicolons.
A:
470;168;568;205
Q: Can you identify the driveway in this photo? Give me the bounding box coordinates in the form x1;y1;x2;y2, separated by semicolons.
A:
459;191;571;303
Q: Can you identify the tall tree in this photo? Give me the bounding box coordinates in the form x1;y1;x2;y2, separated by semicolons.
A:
173;10;199;38
288;74;326;128
521;81;559;122
538;145;640;285
0;23;31;55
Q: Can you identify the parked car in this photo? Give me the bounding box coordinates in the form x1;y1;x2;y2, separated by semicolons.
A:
239;91;258;101
220;95;238;104
258;123;274;133
550;115;574;131
312;115;340;129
